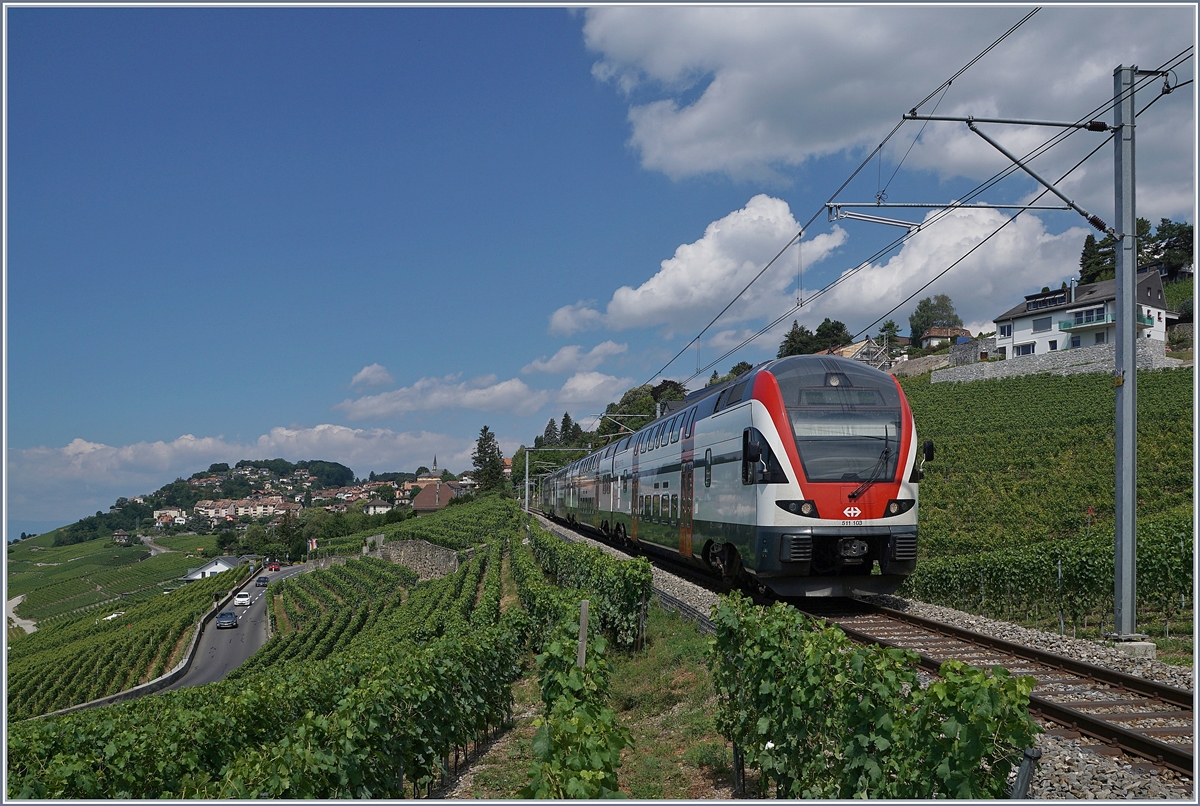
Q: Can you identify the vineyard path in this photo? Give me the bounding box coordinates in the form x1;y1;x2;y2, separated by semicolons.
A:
139;535;172;556
7;594;38;633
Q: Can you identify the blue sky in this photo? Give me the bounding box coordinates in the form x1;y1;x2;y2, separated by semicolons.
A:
6;5;1195;535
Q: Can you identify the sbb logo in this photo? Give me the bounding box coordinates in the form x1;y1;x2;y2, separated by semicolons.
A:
843;506;862;518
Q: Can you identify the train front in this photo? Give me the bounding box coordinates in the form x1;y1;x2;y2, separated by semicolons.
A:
744;355;927;597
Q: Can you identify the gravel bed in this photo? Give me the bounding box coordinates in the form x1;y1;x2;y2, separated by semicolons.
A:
532;516;1194;797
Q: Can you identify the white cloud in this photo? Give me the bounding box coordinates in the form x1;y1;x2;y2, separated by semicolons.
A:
789;206;1088;339
549;195;846;337
583;6;1194;220
522;341;628;374
548;302;606;337
7;427;472;526
350;363;394;388
335;374;549;420
557;371;635;407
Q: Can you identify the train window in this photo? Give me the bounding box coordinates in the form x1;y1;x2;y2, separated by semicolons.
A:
704;449;712;487
622;475;628;494
671;494;678;521
684;408;697;438
671;415;681;443
728;379;750;406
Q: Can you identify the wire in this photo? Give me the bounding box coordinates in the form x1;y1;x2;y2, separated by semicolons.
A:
909;8;1041;113
850;71;1189;341
644;10;1046;387
691;55;1193;377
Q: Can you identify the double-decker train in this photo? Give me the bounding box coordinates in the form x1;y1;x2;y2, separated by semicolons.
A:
538;354;932;597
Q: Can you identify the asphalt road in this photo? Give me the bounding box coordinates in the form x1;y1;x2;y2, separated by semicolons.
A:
162;563;307;691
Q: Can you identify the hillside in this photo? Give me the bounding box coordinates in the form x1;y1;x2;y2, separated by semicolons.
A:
901;366;1193;557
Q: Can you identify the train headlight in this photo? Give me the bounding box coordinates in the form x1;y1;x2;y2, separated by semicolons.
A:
776;500;820;518
883;499;915;518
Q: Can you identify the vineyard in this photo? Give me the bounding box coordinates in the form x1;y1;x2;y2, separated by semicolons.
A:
7;495;670;798
901;507;1193;637
6;572;240;720
902;367;1192;557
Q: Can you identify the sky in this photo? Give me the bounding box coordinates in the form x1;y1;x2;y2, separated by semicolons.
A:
5;4;1196;536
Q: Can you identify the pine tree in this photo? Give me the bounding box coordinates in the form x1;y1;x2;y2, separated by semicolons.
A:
560;412;575;445
472;425;505;492
777;320;815;358
542;418;559;447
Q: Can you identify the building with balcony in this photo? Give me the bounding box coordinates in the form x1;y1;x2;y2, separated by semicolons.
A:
993;271;1169;359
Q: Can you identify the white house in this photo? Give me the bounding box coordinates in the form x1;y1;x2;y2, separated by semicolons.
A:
993;272;1169;359
181;556;241;581
363;498;393;516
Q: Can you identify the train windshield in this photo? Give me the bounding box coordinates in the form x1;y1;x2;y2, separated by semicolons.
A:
772;357;902;483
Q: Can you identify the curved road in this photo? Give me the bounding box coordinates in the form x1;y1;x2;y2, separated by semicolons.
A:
6;594;38;634
162;564;307;691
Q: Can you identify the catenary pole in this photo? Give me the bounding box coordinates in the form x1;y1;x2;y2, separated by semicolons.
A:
1112;65;1141;640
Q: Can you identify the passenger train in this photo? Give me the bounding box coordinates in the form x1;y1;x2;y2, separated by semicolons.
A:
538;354;933;597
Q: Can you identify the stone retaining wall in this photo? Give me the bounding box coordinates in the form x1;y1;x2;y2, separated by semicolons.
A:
931;338;1187;384
949;336;998;367
363;538;459;581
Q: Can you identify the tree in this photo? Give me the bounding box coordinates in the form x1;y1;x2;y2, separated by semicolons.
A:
377;485;396;503
560;412;574;442
542;418;560;447
707;370;721;386
778;320;815;358
908;294;963;342
1078;218;1162;284
440;469;456;481
814;318;852;352
415;466;430;477
878;319;901;349
728;361;753;377
472;425;506;492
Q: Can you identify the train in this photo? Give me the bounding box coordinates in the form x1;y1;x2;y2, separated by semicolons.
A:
538;354;932;597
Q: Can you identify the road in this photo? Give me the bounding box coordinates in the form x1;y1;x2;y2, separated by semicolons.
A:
162;563;307;691
6;594;38;634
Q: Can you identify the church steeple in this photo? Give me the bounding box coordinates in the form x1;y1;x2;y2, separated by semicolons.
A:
432;455;438;474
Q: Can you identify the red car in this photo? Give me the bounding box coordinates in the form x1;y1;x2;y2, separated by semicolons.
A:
268;562;280;572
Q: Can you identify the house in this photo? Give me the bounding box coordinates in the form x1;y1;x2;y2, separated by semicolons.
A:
918;326;973;349
180;555;242;581
111;529;132;545
411;480;463;514
502;458;512;478
993;272;1168;359
363;498;393;516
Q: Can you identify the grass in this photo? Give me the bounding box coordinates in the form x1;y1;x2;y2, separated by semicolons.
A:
455;605;734;799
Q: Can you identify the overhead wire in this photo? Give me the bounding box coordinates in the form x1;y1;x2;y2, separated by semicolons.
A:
686;52;1192;383
641;7;1045;387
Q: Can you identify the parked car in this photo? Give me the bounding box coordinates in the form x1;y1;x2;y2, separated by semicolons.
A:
256;576;269;587
234;592;252;607
215;611;238;629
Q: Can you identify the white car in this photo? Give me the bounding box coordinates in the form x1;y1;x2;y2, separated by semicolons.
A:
234;592;252;607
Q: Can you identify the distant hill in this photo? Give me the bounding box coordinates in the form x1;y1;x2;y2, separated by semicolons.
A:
47;458;356;547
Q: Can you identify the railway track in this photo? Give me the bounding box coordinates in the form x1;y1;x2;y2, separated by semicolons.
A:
795;599;1194;778
531;509;1195;778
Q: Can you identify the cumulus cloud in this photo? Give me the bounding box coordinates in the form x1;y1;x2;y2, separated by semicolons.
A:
522;341;628;374
557;371;635;407
8;427;471;526
583;6;1194;220
549;195;846;337
782;206;1088;339
335;374;549;420
350;363;394;388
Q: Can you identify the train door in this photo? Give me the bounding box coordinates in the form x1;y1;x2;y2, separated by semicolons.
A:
630;436;641;544
679;408;695;557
